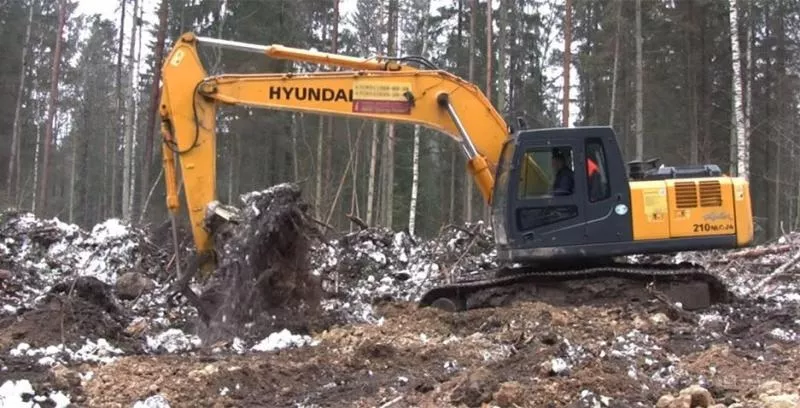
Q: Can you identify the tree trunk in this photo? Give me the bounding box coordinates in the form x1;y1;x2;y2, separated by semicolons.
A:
315;115;324;218
634;0;643;160
31;76;42;212
131;2;144;217
366;122;378;225
291;113;299;181
464;0;476;224
383;0;398;228
140;0;168;217
609;0;621;126
6;2;33;201
770;2;785;237
112;0;127;218
482;0;493;223
729;0;747;178
122;0;140;221
350;120;360;229
37;0;67;215
325;0;339;214
685;0;699;164
69;125;77;223
409;0;432;236
744;0;752;168
496;0;507;115
700;4;711;164
562;0;572;127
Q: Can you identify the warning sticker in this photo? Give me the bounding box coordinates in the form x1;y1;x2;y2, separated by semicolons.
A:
353;81;411;101
170;49;185;67
643;189;667;222
353;100;411;114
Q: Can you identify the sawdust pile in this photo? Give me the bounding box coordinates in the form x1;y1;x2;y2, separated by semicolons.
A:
196;183;325;337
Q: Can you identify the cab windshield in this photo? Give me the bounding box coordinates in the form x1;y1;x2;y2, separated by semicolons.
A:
491;140;514;245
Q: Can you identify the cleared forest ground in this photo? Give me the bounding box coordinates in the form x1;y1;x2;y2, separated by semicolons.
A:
1;192;800;408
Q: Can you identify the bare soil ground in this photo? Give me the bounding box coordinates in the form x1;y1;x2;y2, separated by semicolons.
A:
3;291;798;407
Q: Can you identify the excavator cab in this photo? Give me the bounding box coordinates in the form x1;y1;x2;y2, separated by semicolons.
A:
490;126;753;266
491;126;631;264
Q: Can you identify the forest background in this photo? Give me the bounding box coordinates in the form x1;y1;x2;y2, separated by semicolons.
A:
0;0;797;243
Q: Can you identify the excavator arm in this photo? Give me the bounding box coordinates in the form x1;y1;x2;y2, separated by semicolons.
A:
159;33;511;256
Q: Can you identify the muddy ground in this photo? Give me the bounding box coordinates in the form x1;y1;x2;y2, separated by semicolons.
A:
1;192;800;407
3;292;799;407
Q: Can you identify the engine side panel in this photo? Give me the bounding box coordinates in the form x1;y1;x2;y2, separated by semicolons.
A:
630;177;752;246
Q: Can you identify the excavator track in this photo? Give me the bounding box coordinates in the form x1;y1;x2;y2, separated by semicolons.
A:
418;262;729;313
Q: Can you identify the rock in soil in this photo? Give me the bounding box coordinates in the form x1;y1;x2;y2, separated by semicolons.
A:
678;384;714;407
493;381;524;407
115;271;155;300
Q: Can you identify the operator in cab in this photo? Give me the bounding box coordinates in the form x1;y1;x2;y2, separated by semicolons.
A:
551;149;574;196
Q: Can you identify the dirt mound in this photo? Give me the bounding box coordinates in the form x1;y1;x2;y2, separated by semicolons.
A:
0;209;168;317
0;277;135;353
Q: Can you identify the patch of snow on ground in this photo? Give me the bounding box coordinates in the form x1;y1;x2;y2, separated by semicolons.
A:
251;329;318;352
133;394;171;408
8;338;124;366
145;329;202;353
0;379;71;408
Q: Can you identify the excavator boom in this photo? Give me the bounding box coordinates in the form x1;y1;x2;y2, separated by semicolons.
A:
160;33;506;255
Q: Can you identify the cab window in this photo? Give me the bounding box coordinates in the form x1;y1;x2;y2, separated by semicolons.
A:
585;139;611;202
518;146;574;198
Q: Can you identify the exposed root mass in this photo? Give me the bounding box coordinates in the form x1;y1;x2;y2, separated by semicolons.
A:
196;183;325;340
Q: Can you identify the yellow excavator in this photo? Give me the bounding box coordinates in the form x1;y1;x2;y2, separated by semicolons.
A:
159;33;753;312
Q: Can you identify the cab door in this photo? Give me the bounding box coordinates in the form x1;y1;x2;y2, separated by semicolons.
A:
507;137;587;247
582;134;634;243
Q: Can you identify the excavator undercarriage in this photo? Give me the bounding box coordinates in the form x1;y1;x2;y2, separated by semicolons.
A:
418;261;729;313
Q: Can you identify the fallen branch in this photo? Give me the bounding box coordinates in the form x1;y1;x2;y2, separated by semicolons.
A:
646;283;697;324
753;249;800;294
347;213;369;230
440;223;476;238
443;224;483;283
378;396;403;408
311;217;336;233
727;244;792;259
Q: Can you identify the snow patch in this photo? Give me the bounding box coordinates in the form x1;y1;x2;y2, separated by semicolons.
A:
145;329;202;353
251;329;317;352
0;379;71;408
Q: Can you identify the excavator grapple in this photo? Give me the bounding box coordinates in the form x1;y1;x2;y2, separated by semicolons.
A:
157;33;753;314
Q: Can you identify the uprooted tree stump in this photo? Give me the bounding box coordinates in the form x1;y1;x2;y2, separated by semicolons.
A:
188;183;325;339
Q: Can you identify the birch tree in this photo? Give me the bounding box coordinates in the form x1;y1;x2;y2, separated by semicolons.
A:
729;0;747;178
407;0;432;236
382;0;399;228
122;0;140;220
464;0;476;223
